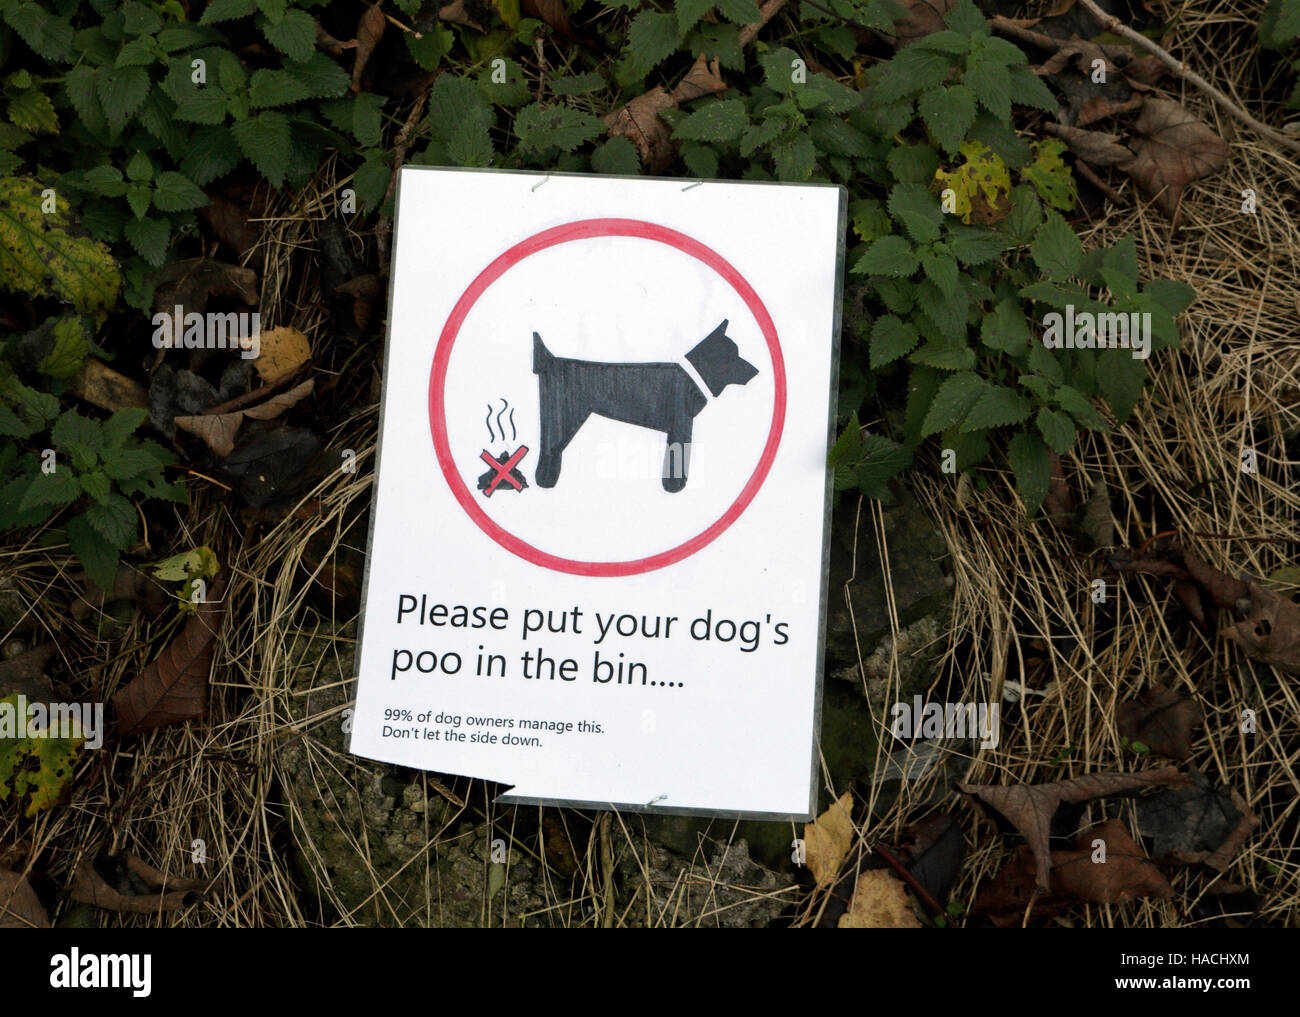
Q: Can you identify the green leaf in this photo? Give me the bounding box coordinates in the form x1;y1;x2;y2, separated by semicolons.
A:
406;24;454;70
102;408;148;450
961;384;1031;431
1023;138;1076;211
921;371;984;435
95;66;150;134
627;10;679;70
681;142;718;177
675;0;714;34
918;84;977;156
997;183;1042;247
1030;209;1083;279
827;412;864;465
920;249;958;295
771;131;816;180
844;434;913;499
124;216;170;266
66;512;119;592
0;177;121;319
80;469;110;505
200;0;258;23
809;115;872;158
1006;430;1052;513
944;0;989;35
125;181;152;219
1035;407;1076;453
904;365;943;447
887;142;940;184
181;125;240;185
231;111;292;187
249;68;311;108
1097;352;1147;422
1054;385;1109;430
674;99;748;142
281;51;350;100
263;8;316;61
870;314;920;367
888;183;943;243
961;56;1012;122
153;172;209;212
1143;278;1196;316
852;235;918;277
173;86;229;124
946;224;1003;265
716;0;761;22
865;47;954;104
910;334;975;370
1007;65;1058;112
17;467;80;512
515;103;605;155
8;88;57;133
591;136;640;174
37;316;90;379
980;298;1031;354
84;492;135;548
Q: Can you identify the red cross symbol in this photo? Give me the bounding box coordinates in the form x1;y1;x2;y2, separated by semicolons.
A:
479;445;529;495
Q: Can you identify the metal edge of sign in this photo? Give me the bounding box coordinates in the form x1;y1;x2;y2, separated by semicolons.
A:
352;165;846;825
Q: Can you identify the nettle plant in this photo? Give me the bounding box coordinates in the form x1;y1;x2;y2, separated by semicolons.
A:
813;3;1196;512
1261;0;1300;107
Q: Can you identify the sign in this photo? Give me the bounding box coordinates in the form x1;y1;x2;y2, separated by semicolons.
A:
349;167;844;819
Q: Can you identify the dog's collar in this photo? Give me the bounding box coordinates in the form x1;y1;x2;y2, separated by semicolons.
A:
678;356;711;402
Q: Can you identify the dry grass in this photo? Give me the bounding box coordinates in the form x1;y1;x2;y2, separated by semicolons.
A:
3;0;1297;928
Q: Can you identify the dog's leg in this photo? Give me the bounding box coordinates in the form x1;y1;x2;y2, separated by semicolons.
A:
536;380;591;488
661;418;693;493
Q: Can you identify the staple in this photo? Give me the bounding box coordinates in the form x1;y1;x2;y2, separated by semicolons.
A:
646;794;668;806
681;180;704;192
531;175;551;192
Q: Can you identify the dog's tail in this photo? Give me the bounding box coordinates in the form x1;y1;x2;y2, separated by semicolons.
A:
532;332;554;375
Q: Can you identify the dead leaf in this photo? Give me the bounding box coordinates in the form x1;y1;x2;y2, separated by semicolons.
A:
151;259;259;350
334;274;382;334
0;644;55;702
803;790;855;888
902;811;965;906
112;573;227;735
604;54;726;173
0;869;49;928
1120;98;1229;225
70;854;207;914
523;0;575;39
1044;451;1072;527
439;0;485;31
175;378;315;457
958;766;1191;891
1136;770;1243;863
1045;120;1135;166
889;0;957;46
1117;681;1201;759
1221;582;1300;674
1051;817;1173;904
254;326;312;386
71;358;149;412
1074;476;1113;550
838;869;923;927
352;2;385;92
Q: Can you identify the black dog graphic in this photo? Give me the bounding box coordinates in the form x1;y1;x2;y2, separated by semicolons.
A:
532;320;758;493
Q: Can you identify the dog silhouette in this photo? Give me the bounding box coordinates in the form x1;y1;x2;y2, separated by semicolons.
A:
532;320;758;493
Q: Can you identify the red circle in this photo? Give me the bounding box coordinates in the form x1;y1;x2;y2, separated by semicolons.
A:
428;218;786;577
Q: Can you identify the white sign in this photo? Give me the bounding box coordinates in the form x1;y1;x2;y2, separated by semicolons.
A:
349;167;844;819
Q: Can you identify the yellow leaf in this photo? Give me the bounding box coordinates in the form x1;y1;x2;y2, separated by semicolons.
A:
838;869;923;928
933;141;1012;226
803;790;854;888
254;325;312;386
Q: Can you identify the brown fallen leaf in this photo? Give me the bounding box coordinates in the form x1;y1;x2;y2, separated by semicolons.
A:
1044;451;1073;527
71;358;149;411
1044;120;1135;166
0;644;56;701
1221;582;1300;674
838;869;923;927
604;54;726;173
439;0;485;31
1120;98;1229;226
523;0;575;40
352;1;385;92
1051;817;1173;904
803;790;855;889
112;573;227;735
175;378;315;457
151;258;260;351
334;274;382;334
958;766;1191;891
1117;680;1201;759
1200;788;1260;871
70;854;207;914
254;325;312;386
889;0;957;46
0;869;49;928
